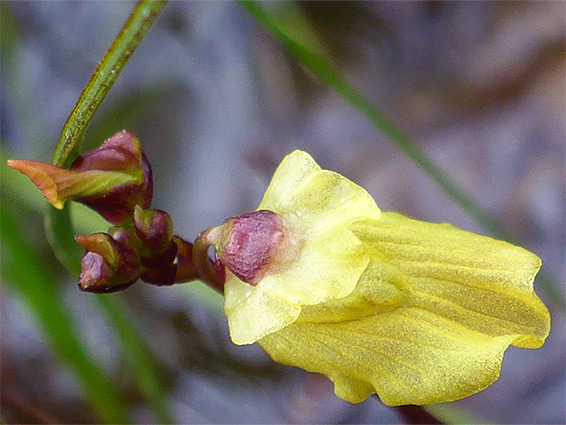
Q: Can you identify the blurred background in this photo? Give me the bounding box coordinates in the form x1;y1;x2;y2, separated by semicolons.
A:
1;1;564;424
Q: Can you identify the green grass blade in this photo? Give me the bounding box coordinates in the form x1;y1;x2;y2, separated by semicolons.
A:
239;0;564;310
98;297;174;424
52;0;168;168
0;205;130;424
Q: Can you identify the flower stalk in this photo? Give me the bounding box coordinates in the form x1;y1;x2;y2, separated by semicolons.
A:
52;0;168;168
193;228;227;293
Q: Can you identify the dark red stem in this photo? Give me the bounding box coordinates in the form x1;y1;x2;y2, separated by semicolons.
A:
394;405;443;425
373;395;443;425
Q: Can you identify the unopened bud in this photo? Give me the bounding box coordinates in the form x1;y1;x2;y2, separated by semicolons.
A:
108;225;142;252
76;233;140;292
7;130;152;225
133;205;173;255
139;241;178;286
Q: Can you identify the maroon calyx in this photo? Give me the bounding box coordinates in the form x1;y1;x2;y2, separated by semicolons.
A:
76;233;141;293
72;130;153;225
218;210;288;286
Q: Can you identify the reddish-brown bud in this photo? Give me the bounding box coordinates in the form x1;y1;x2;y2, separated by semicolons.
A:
72;131;153;224
7;130;153;225
76;233;140;293
133;206;173;255
108;225;141;252
214;210;293;285
139;241;178;285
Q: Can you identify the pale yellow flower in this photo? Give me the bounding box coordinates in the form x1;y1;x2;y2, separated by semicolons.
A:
204;150;550;406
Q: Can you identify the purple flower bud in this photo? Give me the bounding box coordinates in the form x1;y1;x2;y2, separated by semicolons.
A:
139;241;178;286
76;233;140;293
7;130;153;225
133;206;173;255
72;131;153;224
214;210;294;285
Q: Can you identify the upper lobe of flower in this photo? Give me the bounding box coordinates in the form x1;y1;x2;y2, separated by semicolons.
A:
223;150;381;344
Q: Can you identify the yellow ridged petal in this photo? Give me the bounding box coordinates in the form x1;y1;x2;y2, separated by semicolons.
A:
349;213;550;348
257;212;549;405
259;308;516;406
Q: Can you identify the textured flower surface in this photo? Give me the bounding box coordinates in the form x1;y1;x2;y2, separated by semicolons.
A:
216;150;550;406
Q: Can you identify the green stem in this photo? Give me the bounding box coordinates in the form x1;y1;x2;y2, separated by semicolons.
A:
239;0;564;310
52;0;168;168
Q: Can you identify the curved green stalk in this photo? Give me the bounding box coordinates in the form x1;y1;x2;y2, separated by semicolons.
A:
52;0;168;168
239;0;564;310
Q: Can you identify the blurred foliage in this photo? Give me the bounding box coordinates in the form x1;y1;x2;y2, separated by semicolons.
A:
1;204;129;424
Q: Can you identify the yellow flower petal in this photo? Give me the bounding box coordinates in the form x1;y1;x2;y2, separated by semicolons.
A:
258;150;321;214
224;151;382;344
350;213;549;348
219;150;549;405
258;151;381;232
257;213;549;405
225;279;301;345
225;227;368;344
259;307;516;406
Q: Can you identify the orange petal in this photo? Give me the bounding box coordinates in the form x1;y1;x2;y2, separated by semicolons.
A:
7;160;66;208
